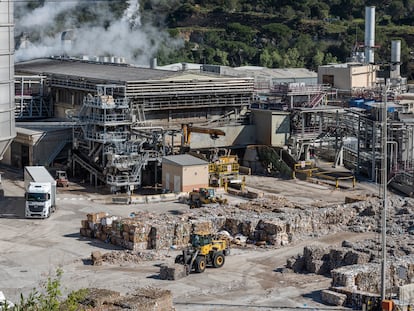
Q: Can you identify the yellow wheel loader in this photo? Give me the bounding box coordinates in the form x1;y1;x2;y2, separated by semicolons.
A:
175;233;230;274
188;187;227;209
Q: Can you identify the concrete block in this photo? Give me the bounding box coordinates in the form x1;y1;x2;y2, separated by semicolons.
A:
160;193;177;202
146;195;161;203
130;195;146;204
321;289;346;306
159;264;188;280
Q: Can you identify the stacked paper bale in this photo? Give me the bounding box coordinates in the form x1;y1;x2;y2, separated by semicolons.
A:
95;215;117;242
191;220;213;234
148;221;177;250
253;219;291;246
331;263;379;292
173;222;192;246
128;222;152;250
116;218;152;251
80;212;109;239
209;216;226;232
224;218;255;236
159;264;188;280
287;245;371;275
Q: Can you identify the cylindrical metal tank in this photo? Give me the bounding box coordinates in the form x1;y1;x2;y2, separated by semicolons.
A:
364;6;375;64
0;0;16;160
391;40;401;63
150;58;157;69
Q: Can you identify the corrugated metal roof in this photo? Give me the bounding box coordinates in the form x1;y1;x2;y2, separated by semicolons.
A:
15;58;178;82
15;59;245;84
16;127;44;135
25;166;56;183
163;154;208;166
231;66;317;79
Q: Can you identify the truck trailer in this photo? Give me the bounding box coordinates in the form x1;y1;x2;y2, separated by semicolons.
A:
24;166;57;218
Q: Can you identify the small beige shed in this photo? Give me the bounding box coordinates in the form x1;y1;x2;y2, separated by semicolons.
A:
162;154;209;193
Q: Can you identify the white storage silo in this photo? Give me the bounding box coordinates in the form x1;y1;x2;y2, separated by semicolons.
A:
364;6;375;64
0;0;16;160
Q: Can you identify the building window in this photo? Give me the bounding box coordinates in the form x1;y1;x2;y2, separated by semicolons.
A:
322;75;334;86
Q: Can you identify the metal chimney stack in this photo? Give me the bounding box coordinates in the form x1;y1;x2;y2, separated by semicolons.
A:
390;40;401;78
0;0;16;160
364;6;376;64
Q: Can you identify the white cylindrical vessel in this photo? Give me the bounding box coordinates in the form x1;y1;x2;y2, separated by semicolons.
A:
0;0;16;160
364;6;375;64
391;40;401;63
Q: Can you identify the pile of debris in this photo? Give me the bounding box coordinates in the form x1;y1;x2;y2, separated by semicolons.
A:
74;287;173;311
286;243;372;275
90;250;168;266
80;211;220;251
80;195;385;252
284;196;414;308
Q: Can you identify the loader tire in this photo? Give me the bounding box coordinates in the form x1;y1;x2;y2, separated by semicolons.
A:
195;256;206;273
212;252;225;268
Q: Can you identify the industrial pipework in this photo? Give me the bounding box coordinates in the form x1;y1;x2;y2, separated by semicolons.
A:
0;0;16;160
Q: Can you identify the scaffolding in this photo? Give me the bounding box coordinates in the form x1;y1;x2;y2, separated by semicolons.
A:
73;85;164;193
15;75;50;119
271;83;332;109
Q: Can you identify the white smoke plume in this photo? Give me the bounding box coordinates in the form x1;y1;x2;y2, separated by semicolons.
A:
14;0;182;65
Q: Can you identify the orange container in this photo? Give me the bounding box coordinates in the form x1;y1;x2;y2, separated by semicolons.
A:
381;300;393;311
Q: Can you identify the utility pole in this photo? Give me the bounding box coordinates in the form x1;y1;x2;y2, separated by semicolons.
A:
380;81;388;301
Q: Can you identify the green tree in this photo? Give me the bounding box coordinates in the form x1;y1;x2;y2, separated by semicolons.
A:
387;1;405;24
312;50;325;69
282;48;304;67
214;49;230;65
259;48;272;67
271;50;283;68
324;52;337;64
227;22;255;43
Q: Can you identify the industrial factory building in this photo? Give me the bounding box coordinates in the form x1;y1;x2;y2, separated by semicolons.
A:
11;58;257;192
2;124;72;168
162;154;209;192
0;2;413;196
318;63;378;90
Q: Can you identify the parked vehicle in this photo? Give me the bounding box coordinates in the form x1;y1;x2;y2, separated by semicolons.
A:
24;166;56;218
188;187;227;208
55;170;69;187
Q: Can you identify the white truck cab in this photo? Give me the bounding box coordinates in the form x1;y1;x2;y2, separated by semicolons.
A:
25;182;54;218
24;166;57;219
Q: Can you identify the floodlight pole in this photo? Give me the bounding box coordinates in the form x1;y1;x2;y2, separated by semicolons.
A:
380;81;388;302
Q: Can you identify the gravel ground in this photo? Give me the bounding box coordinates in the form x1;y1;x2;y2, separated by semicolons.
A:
0;168;397;310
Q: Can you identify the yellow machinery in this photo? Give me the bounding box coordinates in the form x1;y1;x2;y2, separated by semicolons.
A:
209;155;240;187
175;232;230;273
188;187;227;208
181;123;225;152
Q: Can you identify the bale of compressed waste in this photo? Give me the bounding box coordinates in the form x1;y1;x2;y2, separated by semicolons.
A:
159;263;188;280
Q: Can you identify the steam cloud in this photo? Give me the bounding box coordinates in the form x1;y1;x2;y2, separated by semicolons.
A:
14;0;182;65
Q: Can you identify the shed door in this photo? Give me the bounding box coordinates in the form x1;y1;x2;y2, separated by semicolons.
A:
165;173;170;191
174;175;181;192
